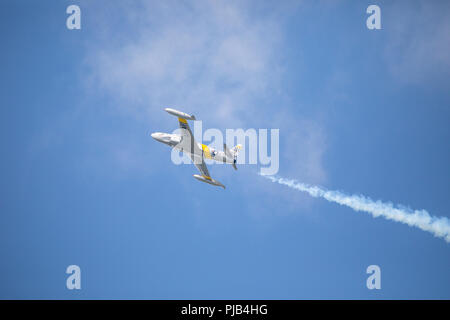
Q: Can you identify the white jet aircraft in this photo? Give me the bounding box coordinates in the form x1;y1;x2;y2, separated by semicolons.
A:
151;108;242;189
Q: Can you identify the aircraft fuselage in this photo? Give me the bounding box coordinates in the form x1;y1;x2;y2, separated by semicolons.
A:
151;132;235;164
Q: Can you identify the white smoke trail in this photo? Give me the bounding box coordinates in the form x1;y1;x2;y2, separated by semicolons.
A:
261;174;450;243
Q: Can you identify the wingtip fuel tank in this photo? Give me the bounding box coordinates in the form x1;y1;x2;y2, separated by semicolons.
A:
165;108;196;121
193;174;225;189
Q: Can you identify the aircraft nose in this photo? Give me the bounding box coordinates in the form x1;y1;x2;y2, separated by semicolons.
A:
151;132;168;143
151;132;161;141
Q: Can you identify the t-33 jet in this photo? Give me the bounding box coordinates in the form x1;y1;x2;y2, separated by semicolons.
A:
151;108;242;189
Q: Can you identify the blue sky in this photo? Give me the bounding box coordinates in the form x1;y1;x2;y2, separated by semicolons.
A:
1;0;449;299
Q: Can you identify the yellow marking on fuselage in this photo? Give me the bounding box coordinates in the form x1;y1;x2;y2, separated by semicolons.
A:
203;175;212;180
201;144;212;160
178;117;187;124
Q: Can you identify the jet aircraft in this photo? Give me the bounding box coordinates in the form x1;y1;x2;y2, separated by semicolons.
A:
151;108;242;189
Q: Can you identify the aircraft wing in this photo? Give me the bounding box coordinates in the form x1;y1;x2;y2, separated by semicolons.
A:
174;115;203;157
190;154;211;178
165;108;225;188
190;155;225;188
165;107;205;161
188;146;226;188
177;116;193;135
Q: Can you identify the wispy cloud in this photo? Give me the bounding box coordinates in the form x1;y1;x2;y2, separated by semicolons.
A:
261;174;450;243
384;1;450;86
85;0;286;126
81;0;328;185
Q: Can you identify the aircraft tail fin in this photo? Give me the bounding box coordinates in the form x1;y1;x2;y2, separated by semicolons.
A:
224;143;242;170
231;144;242;157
